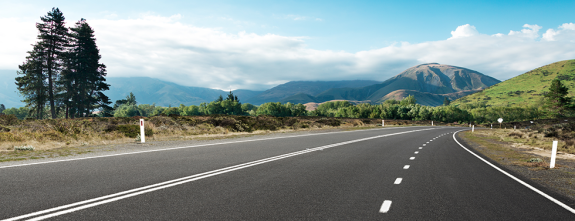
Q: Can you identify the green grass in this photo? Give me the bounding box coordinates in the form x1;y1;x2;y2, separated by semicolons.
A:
452;59;575;107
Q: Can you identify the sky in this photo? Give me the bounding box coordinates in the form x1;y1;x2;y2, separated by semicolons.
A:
1;0;574;91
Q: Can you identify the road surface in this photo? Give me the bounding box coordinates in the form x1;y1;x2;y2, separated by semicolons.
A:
1;126;574;220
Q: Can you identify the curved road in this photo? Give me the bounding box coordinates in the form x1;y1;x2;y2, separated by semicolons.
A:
1;126;574;220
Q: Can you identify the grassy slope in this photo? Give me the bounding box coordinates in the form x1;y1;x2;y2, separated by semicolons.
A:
452;59;575;107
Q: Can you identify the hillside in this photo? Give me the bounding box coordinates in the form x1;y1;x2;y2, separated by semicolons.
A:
244;80;379;105
0;70;23;108
451;59;575;107
310;63;500;106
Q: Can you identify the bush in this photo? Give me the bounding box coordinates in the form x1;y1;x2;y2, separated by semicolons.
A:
116;125;140;138
0;114;20;126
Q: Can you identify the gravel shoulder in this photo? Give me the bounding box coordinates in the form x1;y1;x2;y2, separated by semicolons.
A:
457;130;575;208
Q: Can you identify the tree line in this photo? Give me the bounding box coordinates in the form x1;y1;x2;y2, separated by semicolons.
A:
15;7;110;119
3;78;574;124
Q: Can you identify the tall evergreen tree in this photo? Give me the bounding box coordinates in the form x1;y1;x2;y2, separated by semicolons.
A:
15;43;48;119
0;104;5;113
544;79;573;117
36;7;68;119
443;97;450;106
61;18;111;118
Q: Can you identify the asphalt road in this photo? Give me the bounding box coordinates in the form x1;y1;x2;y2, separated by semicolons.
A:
1;126;574;220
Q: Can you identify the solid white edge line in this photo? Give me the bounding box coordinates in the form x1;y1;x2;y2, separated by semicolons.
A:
379;200;392;213
0;127;415;169
394;178;403;184
4;127;439;221
452;130;575;214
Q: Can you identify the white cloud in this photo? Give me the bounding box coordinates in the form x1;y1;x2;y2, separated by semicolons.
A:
542;23;575;42
1;16;575;91
508;24;542;39
449;24;479;39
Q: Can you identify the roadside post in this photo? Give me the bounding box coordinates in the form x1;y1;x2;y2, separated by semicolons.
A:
140;119;145;143
491;124;492;129
550;141;558;168
382;120;384;127
472;125;474;132
432;121;433;126
498;118;503;129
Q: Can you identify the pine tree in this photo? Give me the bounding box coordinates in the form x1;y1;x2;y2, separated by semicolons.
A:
36;8;68;119
61;18;111;118
443;97;450;106
0;104;5;113
15;43;48;119
544;79;573;117
125;92;137;106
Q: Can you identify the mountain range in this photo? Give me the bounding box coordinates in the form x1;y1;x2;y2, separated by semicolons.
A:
0;63;501;108
280;63;500;106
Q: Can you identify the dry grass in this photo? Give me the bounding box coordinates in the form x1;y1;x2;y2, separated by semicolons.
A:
0;115;451;162
472;128;575;155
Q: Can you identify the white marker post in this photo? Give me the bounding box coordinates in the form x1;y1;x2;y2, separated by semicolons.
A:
491;124;492;129
472;125;474;132
382;120;385;127
514;125;516;130
550;141;558;168
140;119;145;143
432;121;433;126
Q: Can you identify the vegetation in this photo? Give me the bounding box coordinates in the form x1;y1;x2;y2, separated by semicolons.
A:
452;59;575;108
15;8;111;120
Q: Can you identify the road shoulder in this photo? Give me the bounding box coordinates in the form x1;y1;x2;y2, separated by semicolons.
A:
456;130;575;208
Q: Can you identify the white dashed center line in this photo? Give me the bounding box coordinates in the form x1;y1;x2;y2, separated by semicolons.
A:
419;147;422;149
379;200;392;213
394;178;403;184
414;151;419;154
409;157;415;160
403;165;410;169
422;144;426;146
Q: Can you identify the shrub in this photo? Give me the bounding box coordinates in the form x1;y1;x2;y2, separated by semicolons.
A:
117;125;140;138
0;114;19;126
508;131;524;138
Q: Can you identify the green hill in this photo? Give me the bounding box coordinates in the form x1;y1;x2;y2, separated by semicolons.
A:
451;59;575;107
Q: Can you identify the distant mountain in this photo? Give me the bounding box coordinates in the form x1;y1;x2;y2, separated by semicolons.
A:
244;80;380;105
105;77;262;106
307;63;500;106
452;59;575;107
0;70;24;108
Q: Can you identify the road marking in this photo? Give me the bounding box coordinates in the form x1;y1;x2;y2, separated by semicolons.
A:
394;178;403;184
409;157;415;160
3;128;439;221
419;147;422;149
0;127;418;169
452;130;575;214
414;151;419;154
379;200;392;213
403;165;410;169
430;140;433;141
422;144;426;146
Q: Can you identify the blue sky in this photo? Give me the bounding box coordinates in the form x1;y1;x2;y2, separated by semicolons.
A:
1;0;574;90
